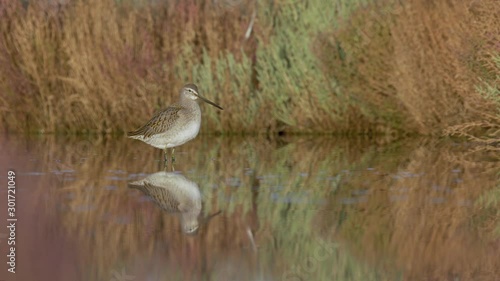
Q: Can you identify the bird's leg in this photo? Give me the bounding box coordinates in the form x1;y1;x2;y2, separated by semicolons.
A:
163;149;169;164
171;148;176;163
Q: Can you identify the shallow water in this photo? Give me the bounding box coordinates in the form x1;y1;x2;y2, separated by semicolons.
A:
0;134;498;281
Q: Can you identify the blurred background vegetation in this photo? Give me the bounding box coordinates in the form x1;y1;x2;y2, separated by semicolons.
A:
0;0;498;141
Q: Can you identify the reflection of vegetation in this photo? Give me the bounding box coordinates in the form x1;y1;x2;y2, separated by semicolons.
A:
0;0;498;141
317;140;500;280
15;135;499;280
475;174;500;238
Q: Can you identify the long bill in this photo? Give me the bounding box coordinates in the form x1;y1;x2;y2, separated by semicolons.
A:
198;95;223;110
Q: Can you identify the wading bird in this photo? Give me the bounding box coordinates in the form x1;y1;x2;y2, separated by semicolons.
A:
128;84;223;162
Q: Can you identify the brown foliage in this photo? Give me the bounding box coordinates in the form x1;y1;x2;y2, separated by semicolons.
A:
315;0;499;136
0;0;498;137
0;0;256;133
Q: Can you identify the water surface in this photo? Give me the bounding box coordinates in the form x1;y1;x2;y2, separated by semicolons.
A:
0;135;498;281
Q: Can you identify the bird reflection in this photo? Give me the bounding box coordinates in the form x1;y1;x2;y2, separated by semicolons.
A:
128;171;202;234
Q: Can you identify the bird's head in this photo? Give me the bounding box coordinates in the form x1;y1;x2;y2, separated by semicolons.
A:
181;83;223;110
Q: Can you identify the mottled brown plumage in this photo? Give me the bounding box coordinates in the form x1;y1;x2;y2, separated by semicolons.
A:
127;106;184;139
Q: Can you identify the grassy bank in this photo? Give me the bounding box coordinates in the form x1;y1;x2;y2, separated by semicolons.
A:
0;0;498;139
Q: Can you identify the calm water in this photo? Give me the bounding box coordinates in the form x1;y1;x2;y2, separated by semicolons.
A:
0;134;498;281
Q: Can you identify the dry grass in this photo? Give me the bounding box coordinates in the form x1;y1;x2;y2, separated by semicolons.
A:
0;0;498;139
314;0;500;138
0;0;257;133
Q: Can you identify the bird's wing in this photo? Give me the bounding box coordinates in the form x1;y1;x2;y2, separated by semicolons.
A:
127;105;184;138
141;181;181;211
